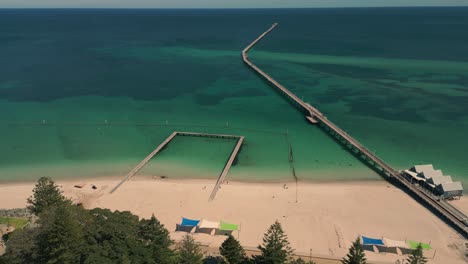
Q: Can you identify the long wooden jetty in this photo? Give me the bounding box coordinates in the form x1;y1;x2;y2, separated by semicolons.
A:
110;131;244;200
243;24;468;237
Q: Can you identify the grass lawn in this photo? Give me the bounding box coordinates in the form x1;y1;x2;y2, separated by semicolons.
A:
0;217;29;230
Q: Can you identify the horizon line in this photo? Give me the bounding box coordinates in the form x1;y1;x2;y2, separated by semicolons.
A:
1;5;468;10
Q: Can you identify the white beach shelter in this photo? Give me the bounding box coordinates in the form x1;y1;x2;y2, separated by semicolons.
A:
196;219;220;235
198;219;220;229
383;237;408;249
382;237;411;255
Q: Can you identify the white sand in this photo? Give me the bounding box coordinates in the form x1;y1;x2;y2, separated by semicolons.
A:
1;177;467;264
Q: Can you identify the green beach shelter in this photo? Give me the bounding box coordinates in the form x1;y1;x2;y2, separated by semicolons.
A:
220;221;239;231
217;221;239;236
407;240;432;250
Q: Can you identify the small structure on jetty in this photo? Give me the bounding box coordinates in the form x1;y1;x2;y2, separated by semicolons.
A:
402;164;463;199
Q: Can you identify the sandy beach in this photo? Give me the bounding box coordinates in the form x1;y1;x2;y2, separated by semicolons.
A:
0;177;467;264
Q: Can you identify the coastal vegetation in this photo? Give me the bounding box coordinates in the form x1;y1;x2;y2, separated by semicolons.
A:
219;234;247;264
0;217;29;230
405;244;427;264
254;221;294;263
341;237;366;264
177;234;204;264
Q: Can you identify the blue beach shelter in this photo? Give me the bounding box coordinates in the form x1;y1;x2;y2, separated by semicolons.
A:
362;236;384;245
176;217;200;233
361;236;385;253
181;217;200;227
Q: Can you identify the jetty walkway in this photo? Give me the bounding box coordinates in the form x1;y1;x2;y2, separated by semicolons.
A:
110;131;178;194
242;23;468;237
209;135;244;201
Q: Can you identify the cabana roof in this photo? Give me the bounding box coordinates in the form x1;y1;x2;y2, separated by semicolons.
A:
407;240;432;250
220;221;239;231
361;236;384;245
198;219;219;229
383;237;409;249
180;217;200;227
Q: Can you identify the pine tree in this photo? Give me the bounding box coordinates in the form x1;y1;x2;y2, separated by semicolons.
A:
290;258;316;264
405;244;427;264
219;234;246;264
203;256;228;264
1;228;40;264
138;214;175;264
27;177;70;215
177;234;204;264
342;237;366;264
35;205;85;263
255;220;293;264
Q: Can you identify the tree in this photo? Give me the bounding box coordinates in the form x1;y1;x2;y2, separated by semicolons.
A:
290;258;316;264
203;256;228;264
138;214;175;264
83;208;143;263
405;244;427;264
342;237;366;264
177;234;204;264
255;220;293;264
27;177;70;215
35;204;85;263
1;228;40;264
3;202;181;264
219;234;246;264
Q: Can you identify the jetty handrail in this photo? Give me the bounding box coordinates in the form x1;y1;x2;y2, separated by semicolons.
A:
242;23;468;237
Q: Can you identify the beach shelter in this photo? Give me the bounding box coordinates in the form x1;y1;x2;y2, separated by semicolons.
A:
181;217;200;227
176;217;200;233
407;240;432;250
361;236;384;252
382;237;411;255
216;221;239;236
361;236;384;245
196;219;220;235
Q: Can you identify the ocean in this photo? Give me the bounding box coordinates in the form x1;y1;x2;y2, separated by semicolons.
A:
1;8;467;186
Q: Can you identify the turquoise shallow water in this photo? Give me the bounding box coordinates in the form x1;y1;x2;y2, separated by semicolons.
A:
0;8;467;187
